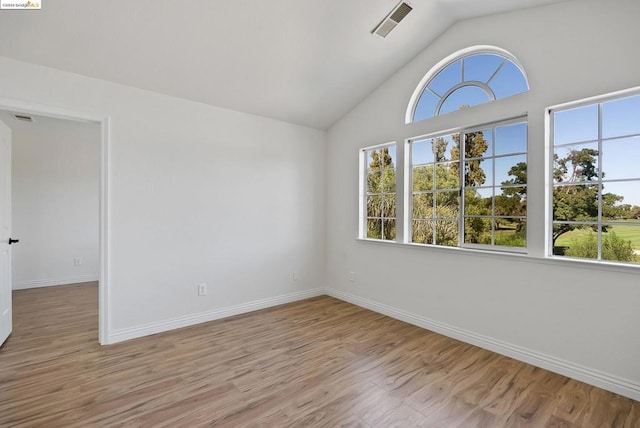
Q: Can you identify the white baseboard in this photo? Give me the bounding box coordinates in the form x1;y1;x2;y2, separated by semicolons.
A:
325;287;640;402
13;274;100;290
107;288;325;345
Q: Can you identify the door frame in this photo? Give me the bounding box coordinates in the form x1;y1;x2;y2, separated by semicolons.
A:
0;96;110;345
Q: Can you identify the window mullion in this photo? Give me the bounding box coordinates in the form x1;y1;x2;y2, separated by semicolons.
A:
491;127;497;246
597;102;603;261
431;151;437;246
486;59;507;86
459;131;465;247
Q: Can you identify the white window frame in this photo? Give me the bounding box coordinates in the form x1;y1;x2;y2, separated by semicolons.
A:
405;116;528;253
359;142;397;241
548;88;640;265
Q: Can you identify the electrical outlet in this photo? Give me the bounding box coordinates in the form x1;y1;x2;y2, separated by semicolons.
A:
349;271;356;282
292;270;299;281
73;257;82;266
198;283;207;296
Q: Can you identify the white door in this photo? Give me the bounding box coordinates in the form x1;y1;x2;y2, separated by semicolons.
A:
0;119;12;347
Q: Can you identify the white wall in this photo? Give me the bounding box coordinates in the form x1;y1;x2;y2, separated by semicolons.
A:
0;56;326;342
326;0;640;400
10;116;100;289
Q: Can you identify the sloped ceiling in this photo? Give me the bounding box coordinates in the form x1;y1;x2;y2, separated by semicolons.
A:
0;0;568;130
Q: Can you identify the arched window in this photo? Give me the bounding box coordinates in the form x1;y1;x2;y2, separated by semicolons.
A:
407;47;529;123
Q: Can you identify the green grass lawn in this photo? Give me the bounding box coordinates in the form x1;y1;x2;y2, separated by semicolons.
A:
556;222;640;250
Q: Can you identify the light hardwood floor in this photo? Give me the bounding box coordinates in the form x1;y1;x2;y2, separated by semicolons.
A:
1;283;638;427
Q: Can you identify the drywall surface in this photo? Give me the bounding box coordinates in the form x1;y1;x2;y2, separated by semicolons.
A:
325;0;640;398
0;56;326;339
11;116;100;289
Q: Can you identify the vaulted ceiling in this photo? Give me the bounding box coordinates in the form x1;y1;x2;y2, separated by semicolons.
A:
0;0;568;130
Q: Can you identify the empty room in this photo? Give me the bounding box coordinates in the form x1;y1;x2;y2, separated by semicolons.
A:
0;0;639;426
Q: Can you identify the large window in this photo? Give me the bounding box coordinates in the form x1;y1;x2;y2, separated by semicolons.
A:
551;92;640;265
361;144;396;240
409;119;527;250
408;48;529;123
358;44;640;269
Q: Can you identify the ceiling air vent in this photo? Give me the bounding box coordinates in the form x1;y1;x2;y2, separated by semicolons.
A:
13;114;33;122
372;1;413;38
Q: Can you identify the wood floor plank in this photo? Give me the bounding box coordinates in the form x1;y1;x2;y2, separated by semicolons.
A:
1;282;638;427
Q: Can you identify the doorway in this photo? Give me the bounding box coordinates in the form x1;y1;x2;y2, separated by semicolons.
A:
0;99;109;345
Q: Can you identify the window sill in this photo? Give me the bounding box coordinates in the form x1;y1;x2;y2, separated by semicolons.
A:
355;238;640;275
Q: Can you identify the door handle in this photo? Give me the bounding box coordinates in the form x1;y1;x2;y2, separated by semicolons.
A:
8;238;19;245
